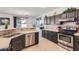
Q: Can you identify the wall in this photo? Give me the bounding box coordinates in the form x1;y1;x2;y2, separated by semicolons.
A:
0;13;14;30
27;16;36;28
16;16;36;28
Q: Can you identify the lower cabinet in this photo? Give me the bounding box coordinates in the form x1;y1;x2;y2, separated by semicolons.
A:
42;30;58;44
9;32;39;51
51;32;58;43
9;34;25;51
42;30;45;38
73;36;79;51
35;32;39;44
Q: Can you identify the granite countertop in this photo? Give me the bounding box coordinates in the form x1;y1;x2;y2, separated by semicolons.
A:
43;29;59;32
0;28;16;31
0;33;24;49
17;30;38;34
0;30;38;49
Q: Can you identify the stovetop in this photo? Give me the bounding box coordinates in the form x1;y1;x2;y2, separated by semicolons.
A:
60;30;77;36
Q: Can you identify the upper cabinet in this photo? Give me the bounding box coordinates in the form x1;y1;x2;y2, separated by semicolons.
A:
54;14;62;24
50;16;55;24
44;15;55;25
44;14;62;25
61;13;67;19
62;8;79;19
43;8;79;25
44;16;49;25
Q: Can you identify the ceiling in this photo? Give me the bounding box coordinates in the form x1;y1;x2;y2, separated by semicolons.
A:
0;7;57;17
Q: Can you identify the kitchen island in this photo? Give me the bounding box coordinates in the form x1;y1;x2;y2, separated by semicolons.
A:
16;31;39;48
0;33;25;51
0;28;39;51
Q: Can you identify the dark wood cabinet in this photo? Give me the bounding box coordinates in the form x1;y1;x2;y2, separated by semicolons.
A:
61;11;79;19
67;12;76;18
42;30;58;44
54;14;61;24
61;13;67;19
9;34;25;51
42;30;47;38
73;36;79;51
51;32;58;43
66;11;79;18
51;16;55;24
44;16;48;25
35;32;39;44
48;31;58;43
42;30;44;38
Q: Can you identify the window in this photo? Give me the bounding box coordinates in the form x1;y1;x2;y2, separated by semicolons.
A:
21;20;27;28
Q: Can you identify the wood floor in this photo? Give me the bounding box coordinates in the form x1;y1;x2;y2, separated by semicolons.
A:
22;37;67;51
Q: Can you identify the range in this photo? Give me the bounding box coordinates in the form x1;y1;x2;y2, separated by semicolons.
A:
58;29;77;50
58;19;77;50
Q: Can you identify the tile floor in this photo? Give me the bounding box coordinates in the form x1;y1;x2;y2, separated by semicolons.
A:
22;37;67;51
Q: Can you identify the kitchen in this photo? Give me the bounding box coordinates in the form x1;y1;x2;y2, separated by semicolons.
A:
0;7;79;51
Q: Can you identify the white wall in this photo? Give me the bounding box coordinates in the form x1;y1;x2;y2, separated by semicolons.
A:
16;16;36;28
0;13;14;29
27;16;36;28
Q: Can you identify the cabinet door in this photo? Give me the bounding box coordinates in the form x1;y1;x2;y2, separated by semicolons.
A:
47;31;58;44
35;32;39;44
10;37;18;51
44;30;47;39
61;13;67;19
74;36;79;51
51;16;55;24
10;34;25;51
49;31;54;41
53;32;58;43
42;30;45;38
48;31;52;40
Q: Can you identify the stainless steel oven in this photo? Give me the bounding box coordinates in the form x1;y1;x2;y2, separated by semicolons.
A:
58;33;74;51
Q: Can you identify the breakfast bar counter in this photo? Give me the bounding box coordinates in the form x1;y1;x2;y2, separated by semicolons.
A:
0;28;39;51
0;33;25;51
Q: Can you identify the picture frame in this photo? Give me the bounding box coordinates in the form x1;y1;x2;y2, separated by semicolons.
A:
0;18;10;25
